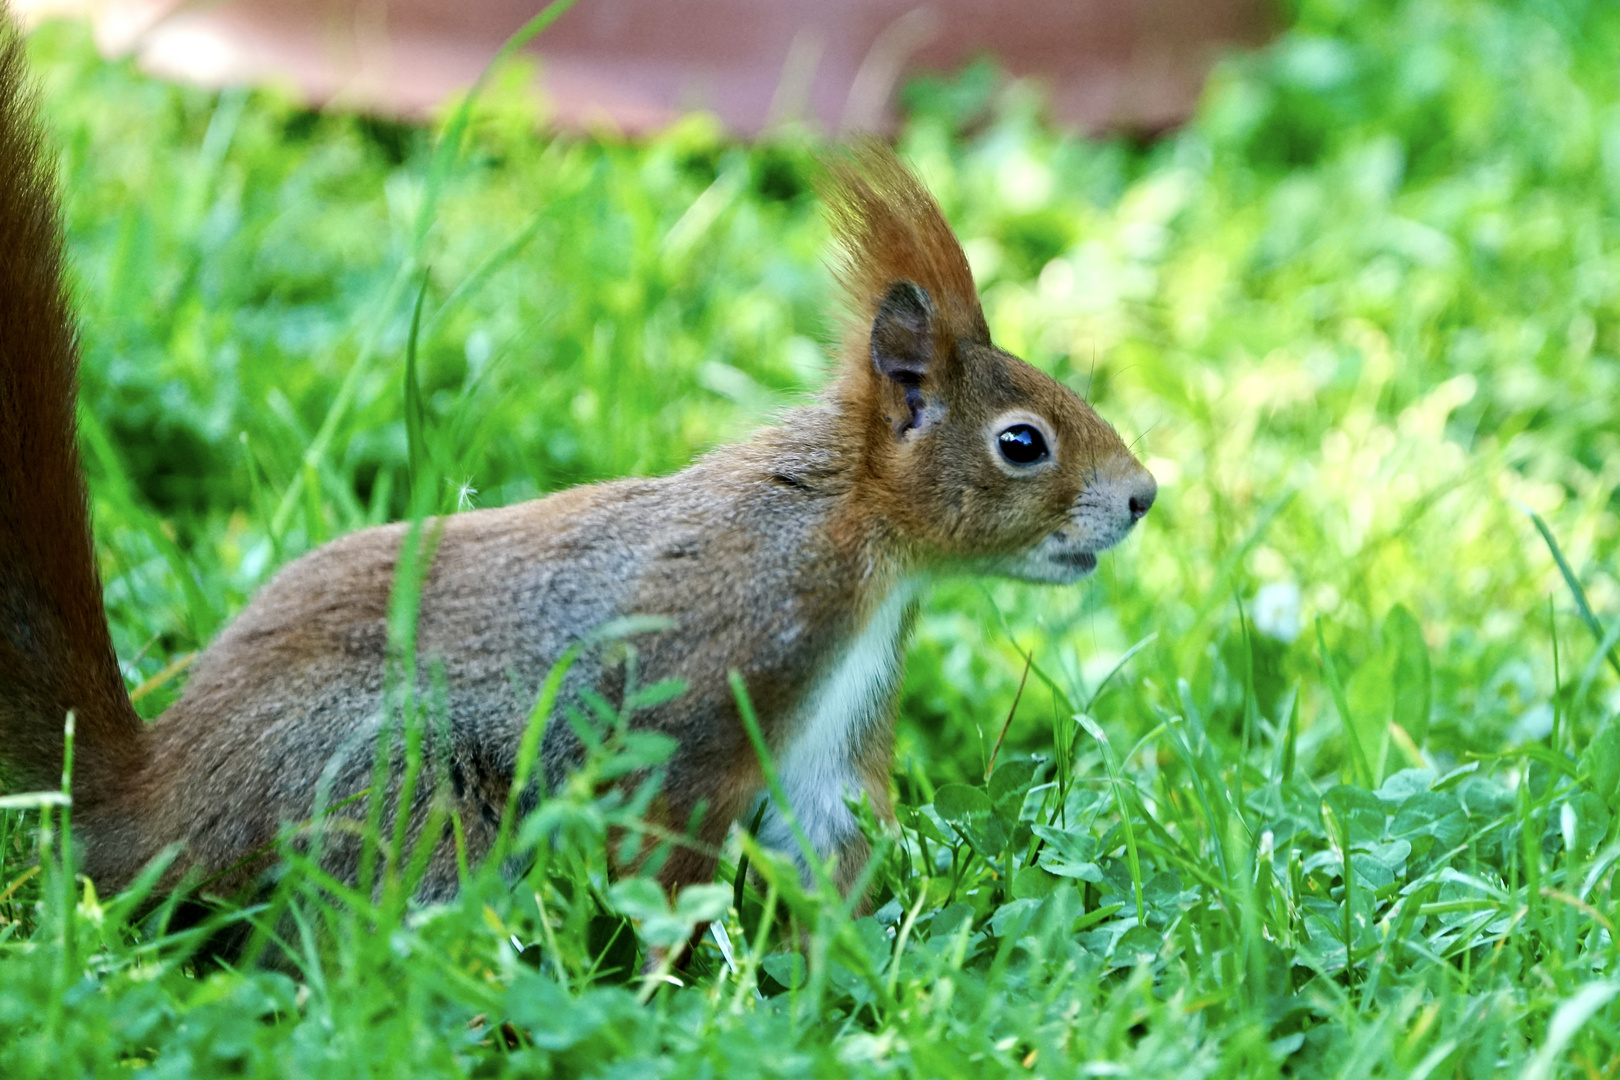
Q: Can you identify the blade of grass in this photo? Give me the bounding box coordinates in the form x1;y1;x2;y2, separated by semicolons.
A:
1318;618;1375;789
1076;713;1145;924
404;268;433;505
1526;509;1620;679
985;648;1033;780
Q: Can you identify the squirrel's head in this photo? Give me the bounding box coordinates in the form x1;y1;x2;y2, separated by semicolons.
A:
822;143;1156;584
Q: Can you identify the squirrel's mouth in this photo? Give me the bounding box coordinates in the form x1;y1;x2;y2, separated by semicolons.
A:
980;540;1099;585
1050;549;1098;573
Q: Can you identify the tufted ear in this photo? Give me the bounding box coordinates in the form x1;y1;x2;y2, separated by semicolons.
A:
870;281;937;434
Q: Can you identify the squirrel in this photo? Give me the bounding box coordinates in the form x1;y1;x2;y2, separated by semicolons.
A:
0;16;1155;913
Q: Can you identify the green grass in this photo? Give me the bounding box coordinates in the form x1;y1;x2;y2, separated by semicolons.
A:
4;0;1620;1073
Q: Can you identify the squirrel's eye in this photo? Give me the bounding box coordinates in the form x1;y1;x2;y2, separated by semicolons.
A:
997;424;1049;466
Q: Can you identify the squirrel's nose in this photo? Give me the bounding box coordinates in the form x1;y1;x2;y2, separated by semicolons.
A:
1127;471;1157;522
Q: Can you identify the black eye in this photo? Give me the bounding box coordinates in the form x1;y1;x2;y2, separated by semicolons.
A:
997;423;1049;466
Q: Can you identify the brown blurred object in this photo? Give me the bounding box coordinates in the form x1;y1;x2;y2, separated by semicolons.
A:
10;0;1271;135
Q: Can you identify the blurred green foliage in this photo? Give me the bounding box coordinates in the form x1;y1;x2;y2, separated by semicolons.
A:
2;0;1620;1074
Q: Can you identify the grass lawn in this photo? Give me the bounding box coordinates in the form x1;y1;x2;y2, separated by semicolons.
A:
4;0;1620;1074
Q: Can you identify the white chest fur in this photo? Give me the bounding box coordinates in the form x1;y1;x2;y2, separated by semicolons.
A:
757;578;921;865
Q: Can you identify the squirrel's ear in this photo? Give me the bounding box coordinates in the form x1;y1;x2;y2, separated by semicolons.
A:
870;281;937;434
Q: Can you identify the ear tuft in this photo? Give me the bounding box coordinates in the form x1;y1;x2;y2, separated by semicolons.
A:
820;141;988;347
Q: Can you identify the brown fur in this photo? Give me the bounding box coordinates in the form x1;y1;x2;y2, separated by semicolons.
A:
0;23;1155;919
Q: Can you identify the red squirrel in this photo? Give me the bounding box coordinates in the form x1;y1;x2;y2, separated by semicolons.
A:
0;19;1155;909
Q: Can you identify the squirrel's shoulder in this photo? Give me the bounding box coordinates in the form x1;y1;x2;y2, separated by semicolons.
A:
692;403;855;497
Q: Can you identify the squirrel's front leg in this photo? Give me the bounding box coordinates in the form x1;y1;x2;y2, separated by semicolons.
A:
829;744;897;906
754;730;896;904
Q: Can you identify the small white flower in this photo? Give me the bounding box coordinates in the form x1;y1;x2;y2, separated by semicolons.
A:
1509;704;1554;744
1252;580;1303;644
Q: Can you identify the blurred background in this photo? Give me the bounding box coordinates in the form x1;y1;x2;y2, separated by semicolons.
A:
12;0;1270;134
8;0;1619;790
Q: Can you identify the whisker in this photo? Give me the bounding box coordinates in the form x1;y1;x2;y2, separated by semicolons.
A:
1094;363;1140;400
1126;420;1162;455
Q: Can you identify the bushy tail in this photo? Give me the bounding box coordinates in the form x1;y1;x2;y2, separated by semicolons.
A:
0;15;144;798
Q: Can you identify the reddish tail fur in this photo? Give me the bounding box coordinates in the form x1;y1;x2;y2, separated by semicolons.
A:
0;21;146;799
